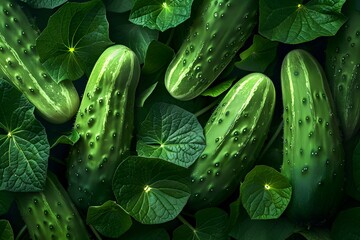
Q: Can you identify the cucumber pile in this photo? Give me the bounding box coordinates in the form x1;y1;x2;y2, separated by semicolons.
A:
2;0;360;239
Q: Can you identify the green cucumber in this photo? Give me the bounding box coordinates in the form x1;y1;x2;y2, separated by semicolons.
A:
281;49;345;224
0;0;79;124
188;73;275;210
16;172;89;240
67;45;140;210
325;0;360;140
165;0;258;101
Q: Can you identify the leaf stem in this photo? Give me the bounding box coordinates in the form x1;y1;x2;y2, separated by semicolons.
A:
89;225;103;240
15;225;27;240
258;119;284;160
177;214;196;232
194;99;220;118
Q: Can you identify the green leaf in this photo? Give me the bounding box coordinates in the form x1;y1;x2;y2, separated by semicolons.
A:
173;208;229;240
259;0;347;44
228;193;242;232
112;156;191;224
0;80;49;192
0;191;14;215
109;12;159;63
240;165;292;220
129;0;194;32
201;78;236;98
142;41;175;75
86;200;132;238
136;103;206;168
0;220;13;240
331;207;360;239
36;0;113;82
235;35;279;72
19;0;67;9
104;0;135;13
50;130;80;148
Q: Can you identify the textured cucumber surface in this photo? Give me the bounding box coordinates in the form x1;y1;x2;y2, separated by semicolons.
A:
188;73;276;210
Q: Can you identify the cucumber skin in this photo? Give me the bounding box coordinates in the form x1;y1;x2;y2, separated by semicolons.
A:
0;0;79;124
67;45;140;210
325;0;360;140
188;73;276;210
281;49;345;224
16;173;89;240
165;0;258;101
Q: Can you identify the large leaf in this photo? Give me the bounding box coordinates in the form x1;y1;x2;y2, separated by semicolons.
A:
109;12;159;63
36;0;113;82
240;165;292;220
129;0;194;31
136;103;206;168
86;200;132;238
331;207;360;239
112;156;191;224
0;191;13;215
19;0;67;9
235;35;279;72
173;208;229;240
0;220;13;240
0;80;49;192
259;0;347;44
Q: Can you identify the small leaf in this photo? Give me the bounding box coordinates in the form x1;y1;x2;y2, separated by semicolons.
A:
142;41;175;75
0;80;49;192
50;130;80;148
0;191;14;215
36;0;113;82
136;103;206;168
112;156;191;224
331;207;360;239
173;208;229;240
0;220;14;240
235;35;279;72
19;0;67;9
110;12;159;63
129;0;194;32
201;78;236;98
86;200;132;238
259;0;347;44
240;165;292;220
137;82;159;108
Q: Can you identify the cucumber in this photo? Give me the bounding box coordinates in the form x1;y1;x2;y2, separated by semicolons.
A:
281;49;345;224
15;172;89;240
188;73;276;210
67;45;140;210
0;0;79;124
165;0;258;101
325;0;360;140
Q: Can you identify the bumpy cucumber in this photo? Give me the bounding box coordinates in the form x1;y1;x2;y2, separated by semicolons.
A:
0;0;79;124
281;49;345;224
188;73;276;210
325;0;360;140
16;172;89;240
67;45;140;210
165;0;258;101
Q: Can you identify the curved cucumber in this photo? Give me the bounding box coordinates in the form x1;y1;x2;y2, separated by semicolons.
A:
16;172;89;240
67;45;140;210
165;0;258;101
188;73;275;210
0;0;79;124
281;49;345;224
325;0;360;140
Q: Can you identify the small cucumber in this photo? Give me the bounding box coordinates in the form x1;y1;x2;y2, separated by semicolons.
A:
0;0;79;124
325;0;360;140
165;0;258;101
15;172;90;240
281;49;345;224
188;73;276;210
67;45;140;210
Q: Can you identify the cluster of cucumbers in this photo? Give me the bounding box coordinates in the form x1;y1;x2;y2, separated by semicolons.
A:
1;0;360;238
